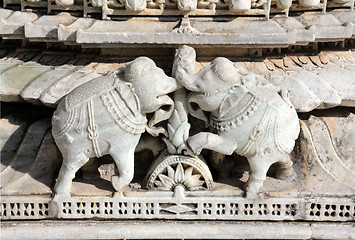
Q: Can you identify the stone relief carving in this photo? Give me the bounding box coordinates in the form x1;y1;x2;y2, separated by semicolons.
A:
1;0;355;237
173;45;300;198
51;46;300;200
1;45;354;222
52;57;180;199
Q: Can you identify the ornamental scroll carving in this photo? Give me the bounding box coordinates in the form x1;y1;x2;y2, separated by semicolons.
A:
52;45;300;201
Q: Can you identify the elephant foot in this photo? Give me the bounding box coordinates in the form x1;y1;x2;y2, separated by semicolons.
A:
244;190;262;199
244;177;264;199
54;183;72;202
113;191;125;198
179;143;198;157
276;161;296;180
276;167;296;180
186;137;203;156
53;192;71;203
111;175;131;193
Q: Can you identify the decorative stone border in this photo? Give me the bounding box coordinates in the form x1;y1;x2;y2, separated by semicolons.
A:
2;219;355;239
1;194;354;221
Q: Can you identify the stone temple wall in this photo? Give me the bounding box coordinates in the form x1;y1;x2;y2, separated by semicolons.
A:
0;1;354;239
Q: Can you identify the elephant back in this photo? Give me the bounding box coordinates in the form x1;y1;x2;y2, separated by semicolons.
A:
65;75;117;111
52;74;147;142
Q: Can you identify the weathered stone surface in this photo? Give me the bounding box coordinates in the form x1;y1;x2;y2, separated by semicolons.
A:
24;12;76;40
75;17;290;46
0;11;38;37
57;18;96;42
298;111;355;195
0;118;51;189
1;49;354;110
0;9;13;20
296;13;353;41
264;52;355;111
20;67;78;104
0;5;354;233
2;131;62;195
314;52;355;107
0;50;39;73
331;11;355;37
0;117;29;171
0;63;52;102
316;109;355;172
39;70;101;107
268;74;323;112
269;15;315;44
2;220;355;240
0;9;354;47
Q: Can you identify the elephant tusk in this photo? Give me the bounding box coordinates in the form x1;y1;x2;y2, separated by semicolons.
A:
148;95;175;128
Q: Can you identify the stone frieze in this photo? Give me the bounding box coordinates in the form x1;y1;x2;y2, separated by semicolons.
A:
0;46;354;222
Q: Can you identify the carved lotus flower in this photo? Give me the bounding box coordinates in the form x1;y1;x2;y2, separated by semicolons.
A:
164;109;190;154
155;163;205;191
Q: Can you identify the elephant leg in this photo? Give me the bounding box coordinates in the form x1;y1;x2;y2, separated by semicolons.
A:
81;158;101;180
187;132;236;156
110;147;135;192
245;156;274;199
211;151;225;166
54;153;90;199
276;154;296;180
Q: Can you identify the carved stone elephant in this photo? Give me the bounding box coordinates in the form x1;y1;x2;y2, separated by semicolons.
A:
52;57;180;198
173;46;300;198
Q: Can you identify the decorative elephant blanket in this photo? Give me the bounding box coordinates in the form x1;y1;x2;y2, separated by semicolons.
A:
52;74;147;157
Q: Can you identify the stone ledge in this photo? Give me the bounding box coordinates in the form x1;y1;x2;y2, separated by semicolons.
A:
1;9;354;47
1;220;354;239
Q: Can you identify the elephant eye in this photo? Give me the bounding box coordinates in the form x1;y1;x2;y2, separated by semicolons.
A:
190;102;200;111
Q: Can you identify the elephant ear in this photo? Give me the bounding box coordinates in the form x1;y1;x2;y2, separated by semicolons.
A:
218;85;249;120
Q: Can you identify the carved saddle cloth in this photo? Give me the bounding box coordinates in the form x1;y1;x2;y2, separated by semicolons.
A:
53;75;146;157
210;84;260;131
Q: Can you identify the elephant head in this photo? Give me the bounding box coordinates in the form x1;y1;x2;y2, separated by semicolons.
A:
173;45;248;123
52;56;181;199
172;46;299;199
123;57;182;136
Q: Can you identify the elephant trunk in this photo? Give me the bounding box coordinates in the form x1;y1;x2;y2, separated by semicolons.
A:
173;46;203;93
146;95;175;137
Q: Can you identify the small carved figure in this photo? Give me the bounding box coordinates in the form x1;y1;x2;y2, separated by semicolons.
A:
228;0;251;11
52;57;180;199
173;45;300;198
122;0;147;12
176;0;197;11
